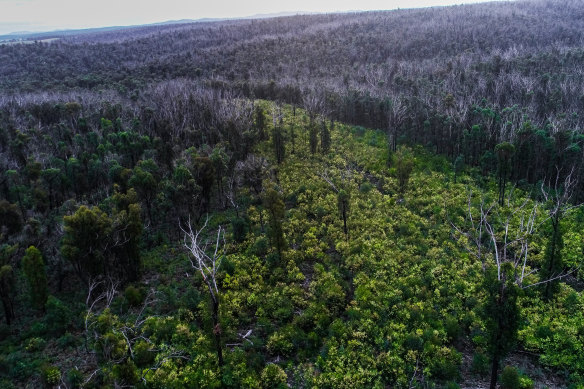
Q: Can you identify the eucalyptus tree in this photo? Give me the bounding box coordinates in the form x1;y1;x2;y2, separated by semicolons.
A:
453;192;574;389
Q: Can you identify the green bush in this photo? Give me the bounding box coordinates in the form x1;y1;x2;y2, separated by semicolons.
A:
66;368;83;388
359;182;373;193
231;216;250;243
113;359;139;386
133;340;156;367
124;285;145;307
519;375;534;389
260;364;287;389
41;365;61;388
45;296;73;335
501;366;520;389
57;332;79;349
470;352;489;376
267;330;294;357
25;337;46;352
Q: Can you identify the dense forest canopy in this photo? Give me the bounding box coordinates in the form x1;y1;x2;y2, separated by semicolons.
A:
1;0;584;388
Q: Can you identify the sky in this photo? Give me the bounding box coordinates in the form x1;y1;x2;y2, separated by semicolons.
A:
0;0;506;35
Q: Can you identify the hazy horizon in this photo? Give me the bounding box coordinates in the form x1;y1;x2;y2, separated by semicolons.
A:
0;0;510;35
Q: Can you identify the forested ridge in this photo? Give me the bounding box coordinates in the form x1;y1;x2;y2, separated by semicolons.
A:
1;1;584;388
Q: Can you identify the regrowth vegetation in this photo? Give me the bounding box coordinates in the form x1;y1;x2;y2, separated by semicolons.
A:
0;1;584;388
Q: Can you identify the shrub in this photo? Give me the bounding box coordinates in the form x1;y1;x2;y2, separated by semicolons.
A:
267;331;294;357
231;216;250;243
470;352;489;376
359;182;373;193
25;337;46;352
57;332;79;349
44;296;73;335
66;368;83;388
41;365;61;388
124;285;145;307
501;366;520;389
260;364;287;389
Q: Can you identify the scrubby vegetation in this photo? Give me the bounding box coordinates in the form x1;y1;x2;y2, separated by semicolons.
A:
1;1;584;388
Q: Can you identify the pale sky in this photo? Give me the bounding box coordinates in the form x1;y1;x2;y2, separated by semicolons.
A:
0;0;506;35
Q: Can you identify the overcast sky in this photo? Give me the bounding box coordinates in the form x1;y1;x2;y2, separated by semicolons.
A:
0;0;506;35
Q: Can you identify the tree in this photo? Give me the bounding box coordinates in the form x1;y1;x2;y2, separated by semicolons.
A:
320;119;331;154
254;105;267;141
320;169;351;240
394;146;414;194
22;246;48;312
62;205;112;285
0;244;18;325
453;193;569;389
263;188;286;258
0;264;15;325
540;168;579;300
337;189;350;239
309;119;318;155
129;159;159;224
181;217;225;370
453;154;464;183
272;125;286;164
0;200;23;237
111;189;143;283
495;142;515;206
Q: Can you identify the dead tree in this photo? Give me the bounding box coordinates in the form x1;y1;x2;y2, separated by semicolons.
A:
181;216;225;369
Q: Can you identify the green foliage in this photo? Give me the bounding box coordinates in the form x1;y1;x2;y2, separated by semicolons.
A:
62;205;112;282
124;285;145;307
260;364;287;389
66;368;83;388
500;365;520;389
0;200;23;237
263;188;286;257
44;295;73;336
394;146;414;193
231;216;250;243
40;365;61;388
25;337;46;352
471;352;490;376
22;246;48;311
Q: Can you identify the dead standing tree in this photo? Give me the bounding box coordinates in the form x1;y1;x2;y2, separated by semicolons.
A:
181;217;225;369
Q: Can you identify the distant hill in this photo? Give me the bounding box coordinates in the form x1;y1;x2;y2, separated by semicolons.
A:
0;11;314;43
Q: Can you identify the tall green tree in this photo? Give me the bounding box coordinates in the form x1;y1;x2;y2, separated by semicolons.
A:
254;105;267;141
273;125;286;164
0;264;15;325
483;263;520;389
495;142;515;206
455;196;541;389
263;188;286;258
0;244;17;325
309;118;318;155
22;246;48;312
394;146;414;194
540;169;578;300
320;119;331;154
337;189;350;239
129;159;159;224
62;205;112;284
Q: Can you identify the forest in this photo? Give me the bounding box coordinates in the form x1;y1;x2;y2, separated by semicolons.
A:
1;0;584;388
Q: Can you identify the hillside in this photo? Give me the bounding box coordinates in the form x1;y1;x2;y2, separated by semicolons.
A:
1;1;584;388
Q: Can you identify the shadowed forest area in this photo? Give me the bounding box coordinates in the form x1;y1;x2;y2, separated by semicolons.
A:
1;0;584;388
